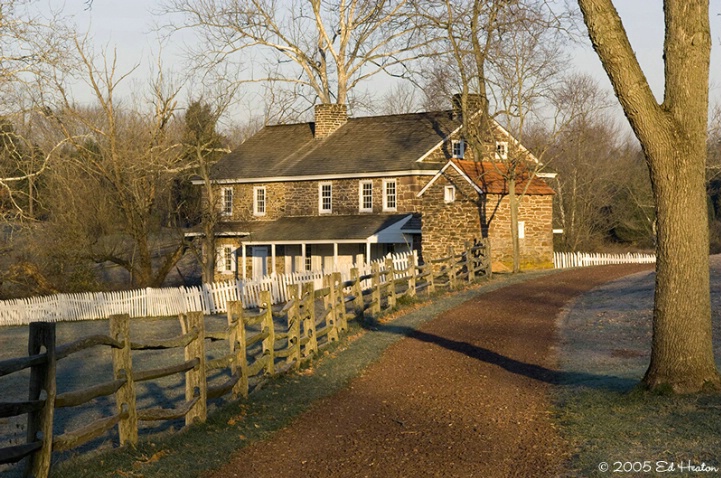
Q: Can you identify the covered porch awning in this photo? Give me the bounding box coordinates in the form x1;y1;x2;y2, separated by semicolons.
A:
189;214;420;278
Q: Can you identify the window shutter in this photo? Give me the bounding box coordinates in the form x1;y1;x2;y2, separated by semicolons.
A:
216;247;224;272
230;247;237;272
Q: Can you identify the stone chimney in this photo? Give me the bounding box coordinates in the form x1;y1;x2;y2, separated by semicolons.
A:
314;103;348;139
452;93;485;120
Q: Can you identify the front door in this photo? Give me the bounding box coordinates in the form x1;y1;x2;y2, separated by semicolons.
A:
252;246;268;280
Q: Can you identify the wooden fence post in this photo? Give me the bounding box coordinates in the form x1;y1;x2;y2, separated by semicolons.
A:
447;246;456;290
407;257;417;298
286;285;301;368
465;241;475;283
227;301;249;399
110;314;137;447
333;272;347;332
259;290;275;375
385;258;397;308
350;268;364;317
301;282;318;357
371;262;382;316
25;322;56;478
324;275;339;342
183;312;207;425
482;239;492;279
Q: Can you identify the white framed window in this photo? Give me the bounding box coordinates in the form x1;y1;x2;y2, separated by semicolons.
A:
359;180;373;212
220;187;233;216
319;182;332;214
253;186;266;216
444;185;456;203
383;179;397;211
496;141;508;160
518;221;525;239
216;245;236;273
452;139;465;158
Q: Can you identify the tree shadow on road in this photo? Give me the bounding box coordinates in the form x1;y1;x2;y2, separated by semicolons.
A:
374;323;638;392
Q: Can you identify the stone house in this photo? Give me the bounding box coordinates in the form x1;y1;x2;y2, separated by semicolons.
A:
195;102;555;281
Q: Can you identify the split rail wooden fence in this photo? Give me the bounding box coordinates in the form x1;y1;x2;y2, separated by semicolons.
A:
0;241;489;478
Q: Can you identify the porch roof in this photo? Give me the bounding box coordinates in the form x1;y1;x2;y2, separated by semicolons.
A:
211;214;419;243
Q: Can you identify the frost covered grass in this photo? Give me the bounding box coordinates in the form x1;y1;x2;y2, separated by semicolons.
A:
556;259;721;476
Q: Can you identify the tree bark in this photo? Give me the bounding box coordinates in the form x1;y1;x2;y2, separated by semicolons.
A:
578;0;720;392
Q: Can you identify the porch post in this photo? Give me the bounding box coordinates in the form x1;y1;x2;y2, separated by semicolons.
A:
241;244;247;280
271;243;276;275
301;243;307;271
366;241;371;264
333;242;339;269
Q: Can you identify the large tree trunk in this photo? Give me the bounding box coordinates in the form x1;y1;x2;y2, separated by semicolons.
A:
578;0;720;392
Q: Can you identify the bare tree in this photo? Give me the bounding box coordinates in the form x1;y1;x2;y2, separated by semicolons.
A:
578;0;720;392
45;37;191;288
162;0;430;111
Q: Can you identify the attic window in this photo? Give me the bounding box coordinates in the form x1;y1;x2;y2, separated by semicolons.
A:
452;139;465;159
496;141;508;160
444;185;456;203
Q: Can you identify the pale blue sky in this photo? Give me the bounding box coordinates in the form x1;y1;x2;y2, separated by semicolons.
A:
44;0;721;120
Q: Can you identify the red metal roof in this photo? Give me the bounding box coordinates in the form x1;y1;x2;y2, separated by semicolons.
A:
452;160;555;195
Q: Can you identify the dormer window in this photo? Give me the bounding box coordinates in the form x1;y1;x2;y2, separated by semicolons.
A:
496;141;508;160
452;139;465;159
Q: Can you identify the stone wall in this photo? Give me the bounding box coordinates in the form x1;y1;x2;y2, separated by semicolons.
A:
485;193;554;269
419;167;553;270
215;176;430;219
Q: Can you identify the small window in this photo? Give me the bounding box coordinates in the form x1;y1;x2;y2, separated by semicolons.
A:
217;245;236;273
496;141;508;160
253;186;266;216
383;179;397;211
518;221;525;239
359;180;373;212
452;139;465;159
444;185;456;203
221;187;233;216
319;182;332;213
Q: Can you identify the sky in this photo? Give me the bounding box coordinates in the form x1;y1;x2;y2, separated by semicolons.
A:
41;0;721;127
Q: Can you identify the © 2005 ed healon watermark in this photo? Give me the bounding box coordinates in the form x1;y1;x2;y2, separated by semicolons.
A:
598;461;719;473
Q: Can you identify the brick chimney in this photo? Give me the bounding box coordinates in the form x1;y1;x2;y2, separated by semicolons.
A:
314;103;347;139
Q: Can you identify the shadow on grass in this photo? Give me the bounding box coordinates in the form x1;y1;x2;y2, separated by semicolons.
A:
372;322;638;392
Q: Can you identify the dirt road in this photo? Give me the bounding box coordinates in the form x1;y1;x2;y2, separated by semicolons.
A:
207;265;652;478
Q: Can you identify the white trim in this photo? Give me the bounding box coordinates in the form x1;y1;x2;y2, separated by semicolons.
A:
417;161;484;197
518;221;525;239
319;181;332;214
537;172;557;179
253;186;267;216
495;141;508;160
382;179;397;211
359;179;373;212
195;170;438;185
415;124;464;162
444;185;456;203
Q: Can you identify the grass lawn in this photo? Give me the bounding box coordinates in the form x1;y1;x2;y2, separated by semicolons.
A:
556;261;721;476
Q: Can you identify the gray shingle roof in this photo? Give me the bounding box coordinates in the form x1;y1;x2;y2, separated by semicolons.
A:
213;215;413;242
211;111;461;181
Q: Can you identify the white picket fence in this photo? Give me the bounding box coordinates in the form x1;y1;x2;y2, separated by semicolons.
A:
0;252;416;327
553;251;656;269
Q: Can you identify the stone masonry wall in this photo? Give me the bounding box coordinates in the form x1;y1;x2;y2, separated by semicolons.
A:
486;193;554;269
420;168;553;270
215;176;429;219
